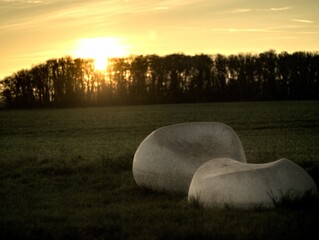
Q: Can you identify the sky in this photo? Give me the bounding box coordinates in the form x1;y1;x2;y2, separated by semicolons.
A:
1;0;319;79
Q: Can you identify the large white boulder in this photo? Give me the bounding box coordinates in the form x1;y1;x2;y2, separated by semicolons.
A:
188;158;318;208
133;122;246;193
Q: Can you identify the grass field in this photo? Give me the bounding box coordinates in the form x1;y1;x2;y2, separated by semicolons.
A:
1;101;319;239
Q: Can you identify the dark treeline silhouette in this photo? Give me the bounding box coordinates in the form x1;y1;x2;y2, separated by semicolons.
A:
1;50;319;108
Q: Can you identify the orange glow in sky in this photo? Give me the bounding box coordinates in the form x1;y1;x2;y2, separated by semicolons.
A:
73;37;128;70
0;0;318;79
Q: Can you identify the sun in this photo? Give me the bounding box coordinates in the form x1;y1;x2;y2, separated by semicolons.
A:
73;37;127;70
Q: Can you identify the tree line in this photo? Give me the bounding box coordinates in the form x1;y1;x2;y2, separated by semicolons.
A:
1;50;318;108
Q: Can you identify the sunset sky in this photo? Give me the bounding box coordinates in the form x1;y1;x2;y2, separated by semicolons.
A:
1;0;318;79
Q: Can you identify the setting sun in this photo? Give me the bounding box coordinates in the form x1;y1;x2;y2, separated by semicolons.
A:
73;37;127;70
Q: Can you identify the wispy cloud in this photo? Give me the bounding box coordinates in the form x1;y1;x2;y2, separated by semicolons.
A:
255;6;294;12
1;0;44;4
218;8;252;14
158;25;283;34
297;31;319;35
291;19;314;24
227;28;277;33
270;6;293;11
152;6;170;10
0;1;125;32
230;8;252;13
0;0;201;32
221;6;293;14
160;25;195;30
0;0;318;73
26;0;43;3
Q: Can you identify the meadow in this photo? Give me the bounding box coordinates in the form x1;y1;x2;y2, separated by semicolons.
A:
0;101;319;239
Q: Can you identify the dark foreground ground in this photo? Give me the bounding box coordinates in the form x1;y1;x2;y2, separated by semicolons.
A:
0;101;319;239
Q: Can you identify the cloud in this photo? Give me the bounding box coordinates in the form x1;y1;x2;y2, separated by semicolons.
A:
2;0;43;3
0;0;210;34
297;31;319;35
270;6;293;11
26;0;43;3
152;6;170;10
230;8;252;13
158;25;195;31
0;1;123;32
217;8;252;14
159;26;281;34
6;0;40;1
291;19;314;24
255;6;294;12
227;28;276;33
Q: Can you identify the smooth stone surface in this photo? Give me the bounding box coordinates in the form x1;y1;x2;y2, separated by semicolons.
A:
188;158;318;208
133;122;246;193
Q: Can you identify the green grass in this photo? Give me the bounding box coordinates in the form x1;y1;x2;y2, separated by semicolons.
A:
1;101;319;239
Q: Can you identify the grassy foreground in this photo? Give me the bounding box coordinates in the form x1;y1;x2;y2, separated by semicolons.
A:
1;101;319;239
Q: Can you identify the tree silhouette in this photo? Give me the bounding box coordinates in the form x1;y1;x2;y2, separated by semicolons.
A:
1;51;318;108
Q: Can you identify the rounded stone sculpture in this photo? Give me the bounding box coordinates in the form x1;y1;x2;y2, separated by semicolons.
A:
188;157;318;208
133;122;246;194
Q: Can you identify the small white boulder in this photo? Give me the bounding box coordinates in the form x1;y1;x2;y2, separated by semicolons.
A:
188;158;318;208
133;122;246;193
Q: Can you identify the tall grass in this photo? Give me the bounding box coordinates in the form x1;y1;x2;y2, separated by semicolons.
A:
0;101;319;239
